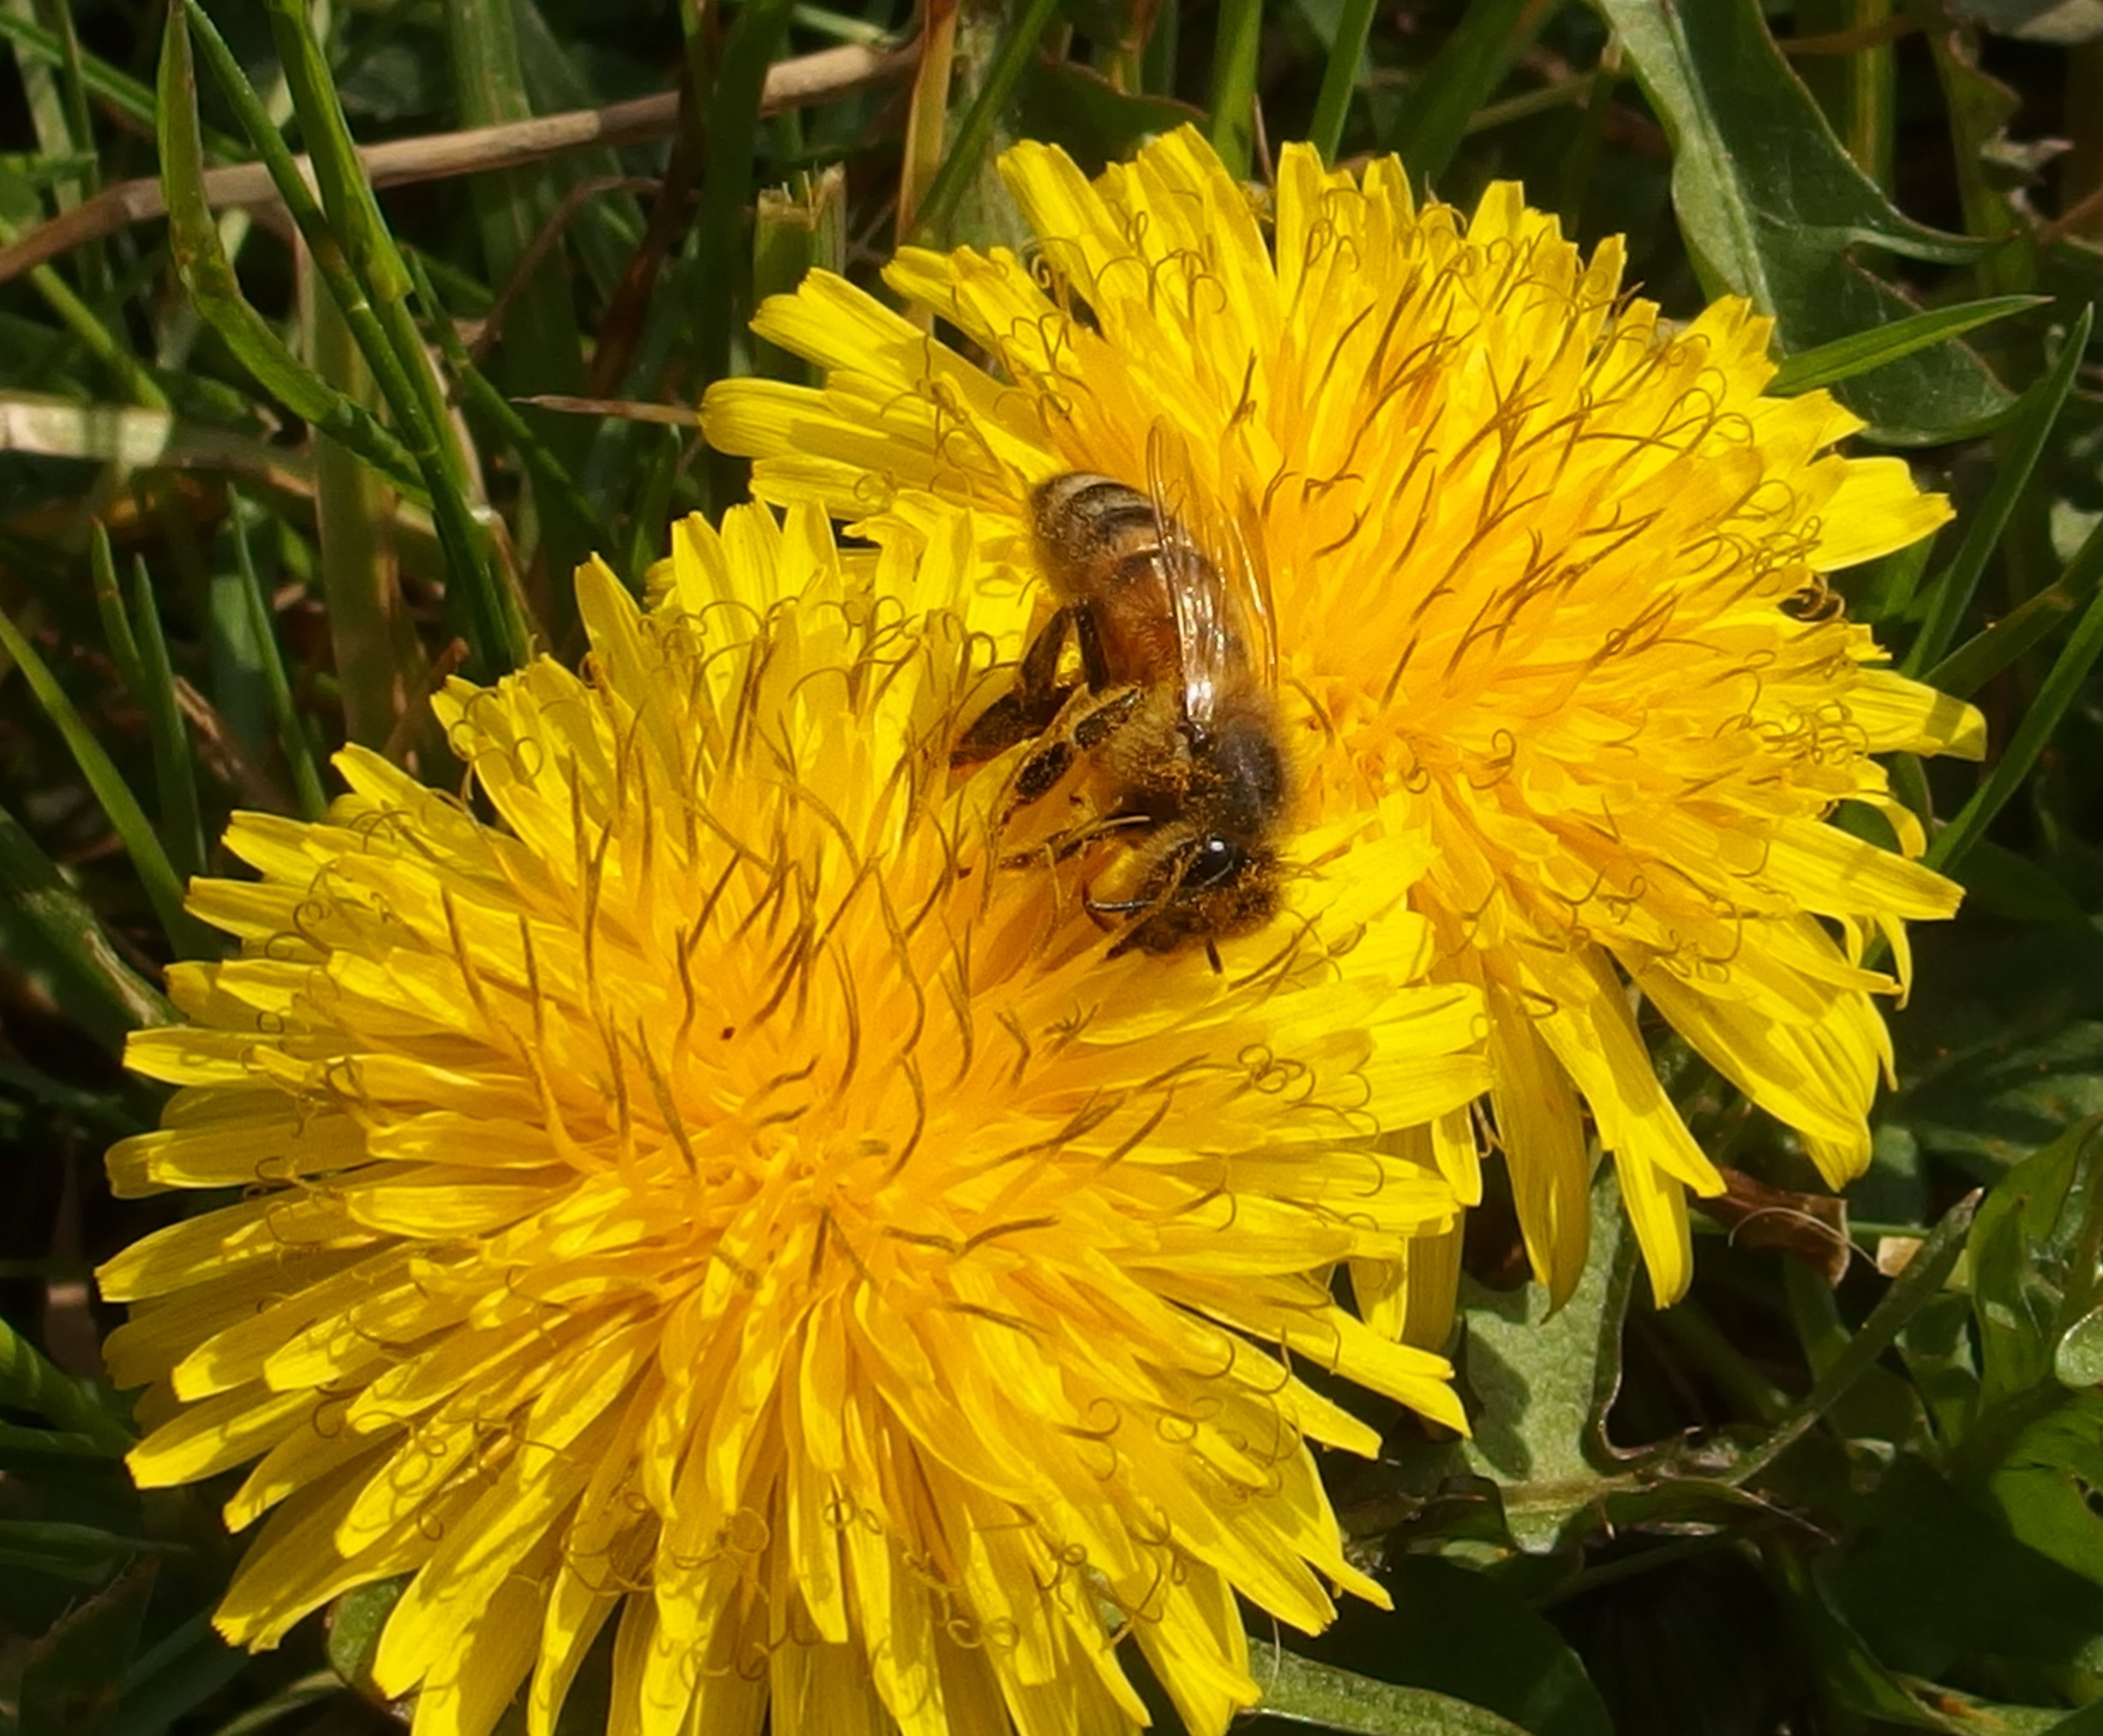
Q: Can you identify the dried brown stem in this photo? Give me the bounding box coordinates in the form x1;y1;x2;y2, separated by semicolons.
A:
0;40;913;287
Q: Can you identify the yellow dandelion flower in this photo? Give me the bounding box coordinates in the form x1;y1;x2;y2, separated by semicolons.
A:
98;504;1492;1736
701;127;1986;1315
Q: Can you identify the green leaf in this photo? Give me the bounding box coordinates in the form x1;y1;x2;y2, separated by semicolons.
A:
324;1578;403;1699
1818;1455;2103;1686
1593;0;2015;442
1988;1391;2103;1590
0;8;245;159
1389;1175;1635;1549
1768;294;2046;394
1967;1116;2103;1411
2058;1306;2103;1388
1775;1537;2039;1734
1929;512;2103;702
226;500;328;821
1252;1650;1533;1736
1302;1558;1615;1736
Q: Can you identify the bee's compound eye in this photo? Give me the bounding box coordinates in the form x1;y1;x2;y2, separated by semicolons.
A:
1187;836;1243;889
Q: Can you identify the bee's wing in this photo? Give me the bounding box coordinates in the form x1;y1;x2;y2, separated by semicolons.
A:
1144;424;1275;731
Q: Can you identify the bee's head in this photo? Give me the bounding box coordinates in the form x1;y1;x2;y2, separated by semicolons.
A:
1097;830;1282;960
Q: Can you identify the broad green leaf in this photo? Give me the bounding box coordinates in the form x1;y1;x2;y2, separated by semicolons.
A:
1885;929;2103;1170
1593;0;2014;442
1818;1456;2103;1685
1777;1536;2052;1733
1964;1115;2103;1410
2057;1305;2103;1388
1251;1650;1532;1736
1389;1176;1635;1549
1988;1391;2103;1589
1299;1558;1615;1736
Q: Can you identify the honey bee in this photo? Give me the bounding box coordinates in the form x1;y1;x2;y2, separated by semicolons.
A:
954;447;1292;967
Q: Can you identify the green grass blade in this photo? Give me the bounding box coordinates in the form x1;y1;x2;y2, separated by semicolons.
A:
1928;563;2103;880
88;522;144;698
1206;0;1261;179
909;0;1060;244
406;253;620;573
1854;531;1934;627
1307;0;1377;163
0;1314;135;1452
229;500;327;820
0;207;166;411
1929;518;2103;702
0;9;244;159
440;0;592;591
253;0;531;674
309;290;417;755
126;556;207;885
1769;294;2046;394
695;0;800;390
155;3;425;497
0;801;172;1050
0;602;208;958
1384;0;1537;190
1903;300;2091;679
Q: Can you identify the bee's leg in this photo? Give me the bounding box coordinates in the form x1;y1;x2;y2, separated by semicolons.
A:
952;608;1075;766
1073;604;1113;691
1008;685;1141;810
